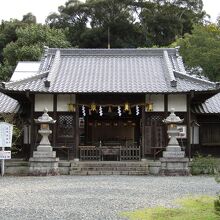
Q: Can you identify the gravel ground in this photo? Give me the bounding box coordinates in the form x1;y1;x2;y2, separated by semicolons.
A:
0;176;219;220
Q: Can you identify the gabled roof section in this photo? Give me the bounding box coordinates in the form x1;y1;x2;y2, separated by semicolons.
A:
3;48;217;93
10;61;41;82
193;93;220;114
0;93;20;113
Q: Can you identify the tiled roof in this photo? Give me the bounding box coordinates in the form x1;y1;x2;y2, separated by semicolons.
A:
0;93;20;113
193;93;220;114
4;48;216;93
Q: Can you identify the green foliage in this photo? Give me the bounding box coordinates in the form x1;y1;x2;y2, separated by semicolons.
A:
0;19;26;63
214;194;220;216
0;61;14;81
0;23;71;80
3;24;71;66
176;24;220;81
46;0;206;48
191;153;219;175
22;12;37;24
121;196;218;220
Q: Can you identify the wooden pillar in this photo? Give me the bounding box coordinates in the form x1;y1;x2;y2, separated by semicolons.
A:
164;94;168;117
141;106;145;158
164;94;168;146
30;94;35;157
53;94;57;147
186;93;191;159
75;100;79;159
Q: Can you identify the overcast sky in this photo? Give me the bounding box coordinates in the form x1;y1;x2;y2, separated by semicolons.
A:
0;0;219;24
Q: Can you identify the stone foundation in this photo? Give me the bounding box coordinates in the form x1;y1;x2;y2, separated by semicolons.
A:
29;156;59;176
159;157;190;176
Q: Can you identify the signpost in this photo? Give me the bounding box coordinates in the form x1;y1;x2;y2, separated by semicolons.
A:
0;122;13;176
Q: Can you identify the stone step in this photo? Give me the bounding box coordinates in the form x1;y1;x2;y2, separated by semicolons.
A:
69;161;149;175
74;166;147;172
69;170;148;175
70;162;147;168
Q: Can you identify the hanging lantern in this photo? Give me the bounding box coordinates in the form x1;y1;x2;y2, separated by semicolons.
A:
145;103;153;112
145;94;154;112
67;94;76;112
68;103;76;112
124;102;129;111
148;102;153;112
91;102;97;112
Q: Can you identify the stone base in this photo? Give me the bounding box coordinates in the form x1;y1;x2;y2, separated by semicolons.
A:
37;145;53;152
163;151;185;158
159;157;190;176
29;150;59;176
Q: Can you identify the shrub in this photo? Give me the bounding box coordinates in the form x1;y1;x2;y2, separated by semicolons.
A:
191;153;219;175
215;174;220;216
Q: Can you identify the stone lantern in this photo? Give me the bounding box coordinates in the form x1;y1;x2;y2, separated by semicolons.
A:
160;108;189;176
34;108;56;152
29;108;59;176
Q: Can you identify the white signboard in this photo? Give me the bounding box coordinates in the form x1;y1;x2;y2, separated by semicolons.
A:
0;122;13;148
0;151;11;159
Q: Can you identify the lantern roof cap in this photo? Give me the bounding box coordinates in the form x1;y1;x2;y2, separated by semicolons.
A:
34;108;56;124
163;108;184;124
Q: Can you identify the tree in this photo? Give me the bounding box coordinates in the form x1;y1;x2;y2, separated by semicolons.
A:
138;0;206;46
46;0;88;47
46;0;207;48
177;24;220;81
0;19;26;63
0;24;70;80
22;12;37;24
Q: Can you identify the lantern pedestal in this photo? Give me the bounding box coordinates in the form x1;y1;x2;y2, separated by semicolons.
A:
160;109;189;176
29;109;59;176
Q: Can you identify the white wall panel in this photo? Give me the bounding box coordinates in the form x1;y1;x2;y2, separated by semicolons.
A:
35;94;53;112
168;94;187;112
152;94;164;112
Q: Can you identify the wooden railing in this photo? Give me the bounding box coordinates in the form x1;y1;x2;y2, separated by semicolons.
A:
79;146;100;160
120;145;141;161
79;144;141;161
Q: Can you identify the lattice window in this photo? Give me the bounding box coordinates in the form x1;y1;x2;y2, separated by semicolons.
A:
57;115;74;138
145;113;164;126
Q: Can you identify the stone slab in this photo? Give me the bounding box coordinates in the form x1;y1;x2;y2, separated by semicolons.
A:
29;157;59;162
165;146;182;152
37;146;53;152
33;151;56;158
163;151;185;158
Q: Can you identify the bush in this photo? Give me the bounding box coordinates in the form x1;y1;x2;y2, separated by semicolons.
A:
215;174;220;216
191;154;219;175
214;194;220;216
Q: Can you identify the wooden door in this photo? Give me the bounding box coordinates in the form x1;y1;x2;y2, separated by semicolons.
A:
144;113;165;154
